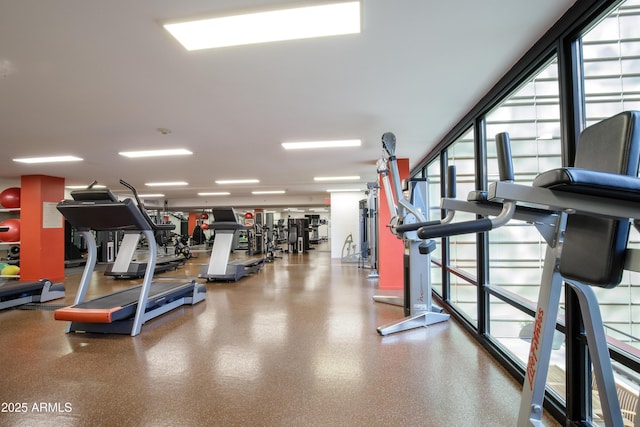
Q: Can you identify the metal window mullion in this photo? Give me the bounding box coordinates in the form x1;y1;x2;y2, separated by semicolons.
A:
475;118;490;335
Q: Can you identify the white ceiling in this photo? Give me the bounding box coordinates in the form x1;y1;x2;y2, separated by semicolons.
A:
0;0;575;210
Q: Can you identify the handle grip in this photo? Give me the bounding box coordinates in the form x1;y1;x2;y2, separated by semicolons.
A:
447;165;456;198
496;132;514;182
396;219;442;234
417;218;493;239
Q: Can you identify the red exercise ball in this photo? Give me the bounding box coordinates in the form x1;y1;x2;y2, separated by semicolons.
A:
0;187;20;209
0;219;20;242
201;213;209;220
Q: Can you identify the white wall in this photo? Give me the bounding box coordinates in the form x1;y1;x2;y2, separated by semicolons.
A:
330;191;365;258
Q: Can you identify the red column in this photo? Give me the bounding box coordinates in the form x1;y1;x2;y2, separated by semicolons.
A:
20;175;65;282
378;158;409;290
188;212;199;237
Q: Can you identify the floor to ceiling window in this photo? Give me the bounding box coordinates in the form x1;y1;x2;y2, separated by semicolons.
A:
483;58;563;387
411;1;640;424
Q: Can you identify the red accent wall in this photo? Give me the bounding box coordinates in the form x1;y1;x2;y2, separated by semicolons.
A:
378;158;409;290
20;175;65;282
188;212;199;237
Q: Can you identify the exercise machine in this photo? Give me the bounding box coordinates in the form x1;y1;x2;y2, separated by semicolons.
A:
374;132;450;335
411;111;640;426
0;278;65;310
359;183;379;277
0;223;65;309
103;231;186;279
54;180;206;336
198;207;264;282
287;218;311;253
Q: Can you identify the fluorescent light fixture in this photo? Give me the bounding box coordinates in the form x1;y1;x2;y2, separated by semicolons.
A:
164;2;361;51
326;188;363;192
119;149;193;158
281;139;361;150
13;155;83;164
198;192;231;196
145;181;188;186
314;176;360;181
537;134;554;140
252;190;286;195
215;179;260;184
138;194;165;198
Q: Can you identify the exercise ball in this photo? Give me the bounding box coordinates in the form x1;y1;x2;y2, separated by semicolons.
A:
201;223;209;230
1;265;20;276
201;213;209;220
0;219;20;242
0;262;8;271
0;187;20;209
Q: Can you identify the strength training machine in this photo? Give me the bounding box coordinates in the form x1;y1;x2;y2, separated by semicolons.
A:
198;207;264;282
54;180;206;336
374;132;450;335
409;111;640;426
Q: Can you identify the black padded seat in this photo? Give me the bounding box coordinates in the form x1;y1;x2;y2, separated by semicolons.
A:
533;111;640;288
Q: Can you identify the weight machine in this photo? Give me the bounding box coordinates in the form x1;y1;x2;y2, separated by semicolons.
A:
374;132;450;335
407;111;640;426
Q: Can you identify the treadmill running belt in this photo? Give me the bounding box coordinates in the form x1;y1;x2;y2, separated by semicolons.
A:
54;281;194;323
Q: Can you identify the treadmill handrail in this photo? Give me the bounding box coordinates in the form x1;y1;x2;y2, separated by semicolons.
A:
120;179;174;231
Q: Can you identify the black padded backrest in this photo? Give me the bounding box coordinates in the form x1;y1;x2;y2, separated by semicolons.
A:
560;111;640;288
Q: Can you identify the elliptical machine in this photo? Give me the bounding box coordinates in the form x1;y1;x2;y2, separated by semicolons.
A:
374;132;450;335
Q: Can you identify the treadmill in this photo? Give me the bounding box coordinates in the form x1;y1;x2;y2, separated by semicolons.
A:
103;232;186;279
0;279;65;310
54;180;206;336
0;225;65;310
198;207;265;282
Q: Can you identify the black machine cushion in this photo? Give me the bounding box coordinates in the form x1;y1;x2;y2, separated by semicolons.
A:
57;198;151;231
533;168;640;202
61;189;175;232
534;111;640;287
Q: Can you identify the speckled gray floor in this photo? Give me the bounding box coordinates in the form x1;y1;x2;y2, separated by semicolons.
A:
0;244;559;426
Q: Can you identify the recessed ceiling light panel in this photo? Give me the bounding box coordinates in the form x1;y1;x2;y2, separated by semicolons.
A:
164;1;361;51
282;139;361;150
145;181;188;187
215;179;260;184
13;155;83;164
252;190;286;195
326;188;363;192
314;176;360;181
119;149;193;158
198;192;231;196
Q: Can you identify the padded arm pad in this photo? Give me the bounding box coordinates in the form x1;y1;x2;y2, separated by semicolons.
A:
533;167;640;201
